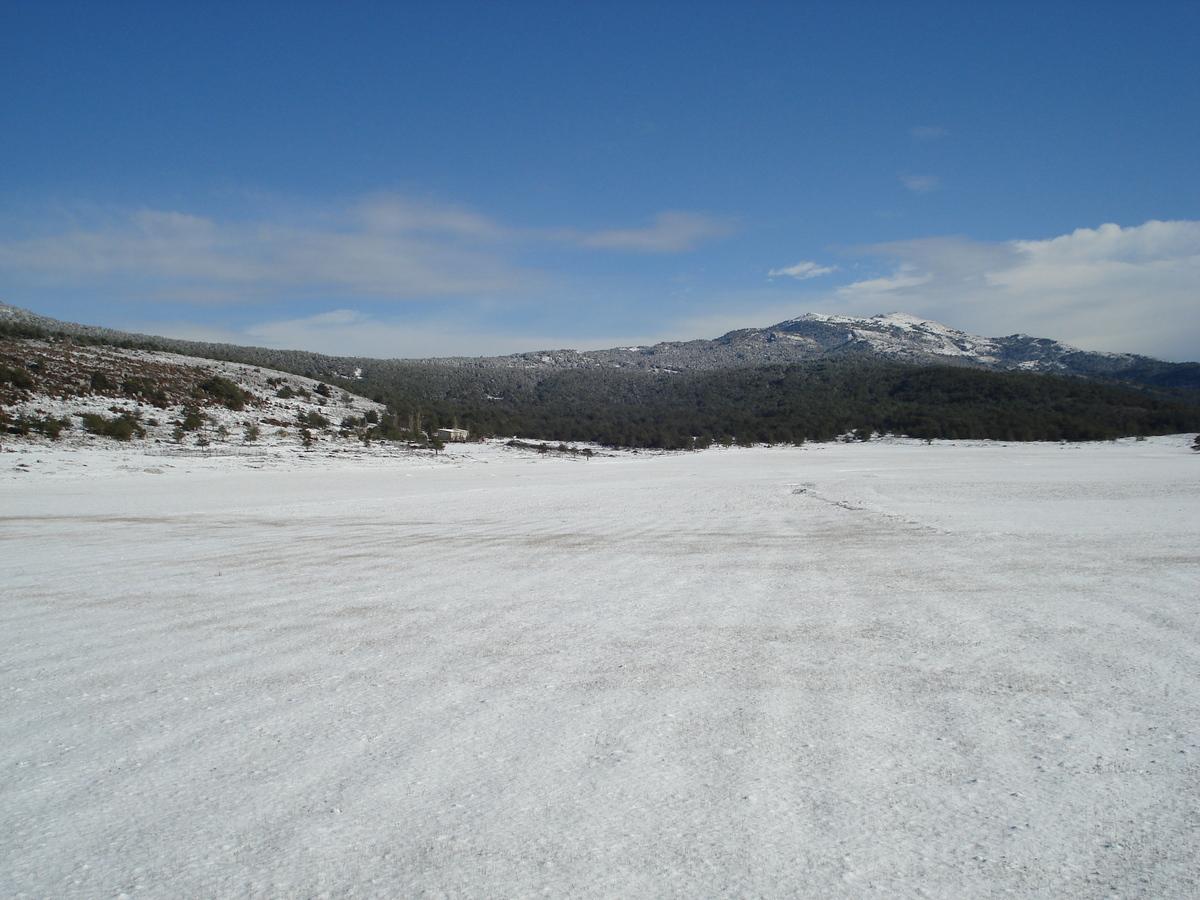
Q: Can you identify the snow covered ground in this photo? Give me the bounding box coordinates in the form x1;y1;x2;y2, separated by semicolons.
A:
2;436;1198;899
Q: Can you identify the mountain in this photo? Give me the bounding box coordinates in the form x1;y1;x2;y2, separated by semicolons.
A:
462;311;1189;382
4;301;1199;449
3;302;1196;388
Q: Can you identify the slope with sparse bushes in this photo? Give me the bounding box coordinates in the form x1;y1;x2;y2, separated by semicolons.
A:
0;337;391;451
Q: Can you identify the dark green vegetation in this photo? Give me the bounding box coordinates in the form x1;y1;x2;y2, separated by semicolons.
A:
1;364;37;390
198;375;247;410
331;360;1200;449
80;411;146;441
179;408;205;431
297;410;330;429
7;414;70;440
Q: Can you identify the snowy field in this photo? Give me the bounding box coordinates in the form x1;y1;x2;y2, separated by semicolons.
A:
2;436;1198;899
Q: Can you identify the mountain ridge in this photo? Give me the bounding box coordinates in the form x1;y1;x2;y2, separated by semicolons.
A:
2;301;1197;394
4;302;1199;448
472;311;1151;377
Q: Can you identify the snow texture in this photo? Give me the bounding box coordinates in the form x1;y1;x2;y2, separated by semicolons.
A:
2;436;1199;898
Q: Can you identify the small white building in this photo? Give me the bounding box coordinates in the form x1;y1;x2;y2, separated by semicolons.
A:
436;427;469;442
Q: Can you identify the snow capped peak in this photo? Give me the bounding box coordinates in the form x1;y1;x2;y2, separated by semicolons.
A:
782;311;946;332
869;311;941;329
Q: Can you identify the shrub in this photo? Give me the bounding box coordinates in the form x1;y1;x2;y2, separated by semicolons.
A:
0;365;35;389
244;423;260;443
41;417;68;440
181;408;205;431
9;415;70;440
80;411;145;441
314;382;331;397
276;385;294;399
298;410;330;429
90;372;114;391
120;378;169;407
199;376;247;410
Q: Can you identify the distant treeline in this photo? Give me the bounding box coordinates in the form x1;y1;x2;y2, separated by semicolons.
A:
0;319;165;351
333;360;1200;448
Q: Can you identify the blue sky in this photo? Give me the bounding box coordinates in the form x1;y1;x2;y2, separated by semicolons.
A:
2;1;1198;360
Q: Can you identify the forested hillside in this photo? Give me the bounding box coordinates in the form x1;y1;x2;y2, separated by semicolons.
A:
332;359;1200;448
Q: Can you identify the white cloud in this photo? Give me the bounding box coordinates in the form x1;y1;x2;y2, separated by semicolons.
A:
574;211;735;253
902;175;940;193
826;220;1200;360
767;261;837;280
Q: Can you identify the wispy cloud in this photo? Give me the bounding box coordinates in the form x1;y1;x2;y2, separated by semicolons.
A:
826;220;1200;360
902;175;940;193
572;211;735;253
125;307;671;359
910;126;947;140
0;200;535;304
0;198;735;307
767;261;837;280
352;194;510;239
835;265;931;294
